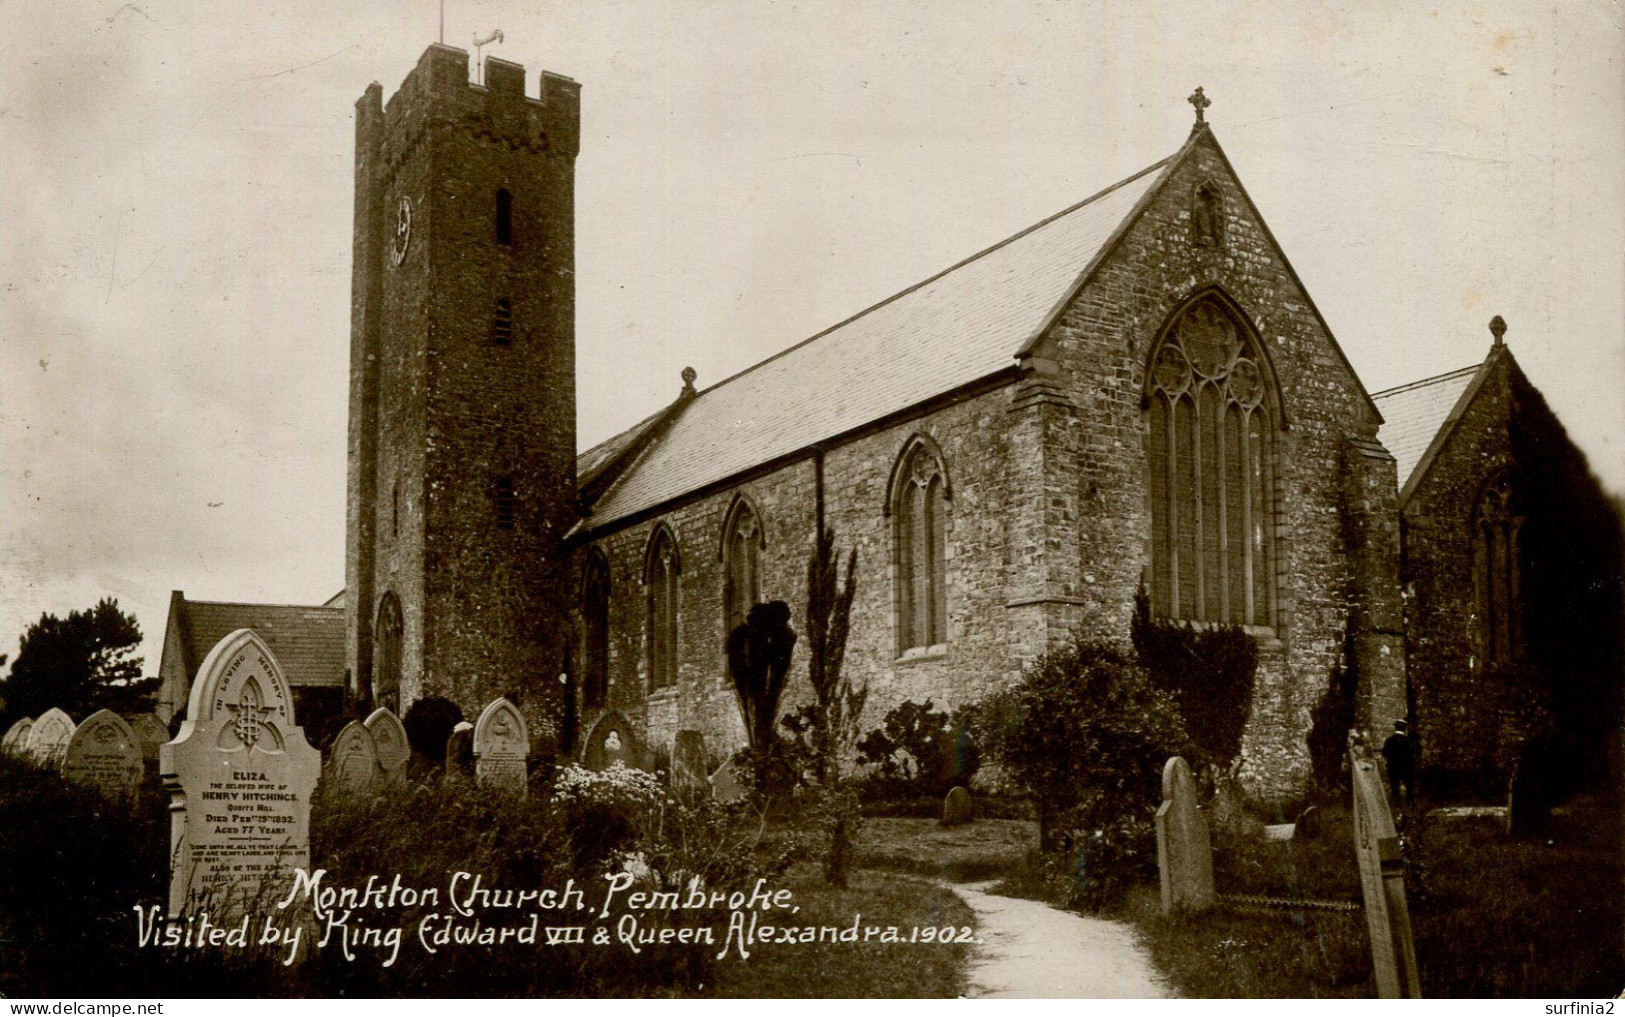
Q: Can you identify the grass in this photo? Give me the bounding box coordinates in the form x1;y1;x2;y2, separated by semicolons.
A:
711;863;971;998
1122;796;1624;998
854;817;1039;882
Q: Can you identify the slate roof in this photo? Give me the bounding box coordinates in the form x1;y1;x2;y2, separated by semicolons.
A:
577;156;1171;529
1372;362;1482;496
171;597;346;689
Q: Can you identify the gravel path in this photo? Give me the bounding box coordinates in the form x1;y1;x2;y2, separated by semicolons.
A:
951;881;1171;998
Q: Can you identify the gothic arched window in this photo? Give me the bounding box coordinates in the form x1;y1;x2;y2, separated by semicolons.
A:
1473;471;1523;664
1145;295;1277;627
890;438;950;653
721;497;764;646
645;525;681;691
374;592;403;712
581;551;610;710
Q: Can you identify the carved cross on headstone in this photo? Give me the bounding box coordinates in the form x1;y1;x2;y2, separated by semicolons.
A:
1188;86;1211;125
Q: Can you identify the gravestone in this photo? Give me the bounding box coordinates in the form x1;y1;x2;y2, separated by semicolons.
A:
1349;736;1421;998
26;708;76;768
1263;822;1295;841
445;722;474;782
161;629;319;920
710;757;747;803
582;711;643;771
325;721;381;795
941;785;973;826
1154;756;1215;913
2;717;32;757
61;709;142;800
1295;805;1322;841
128;713;170;767
364;707;410;785
672;729;709;793
472;699;529;795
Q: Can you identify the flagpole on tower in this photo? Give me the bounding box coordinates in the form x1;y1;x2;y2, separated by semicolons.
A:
439;0;445;44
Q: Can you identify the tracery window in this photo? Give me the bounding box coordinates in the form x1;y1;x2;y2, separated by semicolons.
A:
374;592;403;712
1473;472;1523;664
645;525;681;691
721;498;763;645
581;551;610;710
892;439;949;653
1145;296;1277;627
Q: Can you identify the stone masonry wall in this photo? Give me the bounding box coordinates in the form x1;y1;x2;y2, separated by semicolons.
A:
1400;352;1513;777
571;128;1396;800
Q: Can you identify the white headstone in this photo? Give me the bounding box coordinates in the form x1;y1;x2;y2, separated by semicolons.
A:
161;629;319;920
326;721;381;795
2;717;33;757
472;698;529;795
62;709;143;800
364;707;410;784
26;708;76;768
710;757;748;804
1154;756;1215;913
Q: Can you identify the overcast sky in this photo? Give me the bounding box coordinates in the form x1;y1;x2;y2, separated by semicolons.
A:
2;0;1621;674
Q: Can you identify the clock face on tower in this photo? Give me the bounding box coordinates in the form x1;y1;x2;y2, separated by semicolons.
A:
391;196;412;266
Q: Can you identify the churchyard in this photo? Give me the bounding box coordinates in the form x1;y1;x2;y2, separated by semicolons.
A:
0;625;1618;997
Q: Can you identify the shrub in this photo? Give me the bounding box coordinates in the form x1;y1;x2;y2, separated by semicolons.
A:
1131;585;1256;768
403;695;463;764
855;699;979;797
966;635;1189;909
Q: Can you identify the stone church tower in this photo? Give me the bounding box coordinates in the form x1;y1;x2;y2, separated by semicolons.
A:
346;45;580;719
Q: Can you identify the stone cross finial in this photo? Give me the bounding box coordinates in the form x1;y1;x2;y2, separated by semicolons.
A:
681;366;698;393
1489;315;1507;346
1188;86;1212;125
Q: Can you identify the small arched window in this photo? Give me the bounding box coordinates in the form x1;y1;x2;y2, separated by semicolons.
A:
1473;471;1523;664
495;189;513;246
721;497;764;647
374;592;404;712
1145;295;1278;627
581;552;610;710
645;525;681;691
891;438;949;653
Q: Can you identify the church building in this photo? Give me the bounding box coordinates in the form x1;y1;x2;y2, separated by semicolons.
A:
341;44;1413;798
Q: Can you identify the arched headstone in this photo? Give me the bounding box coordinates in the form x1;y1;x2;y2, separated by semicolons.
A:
161;629;319;919
26;708;76;768
62;709;142;800
326;721;381;795
127;713;170;767
2;717;33;757
582;711;642;771
444;722;474;783
364;707;410;785
1154;756;1215;913
472;698;529;795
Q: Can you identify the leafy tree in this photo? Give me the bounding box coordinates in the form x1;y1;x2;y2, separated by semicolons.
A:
726;601;797;750
1;599;149;725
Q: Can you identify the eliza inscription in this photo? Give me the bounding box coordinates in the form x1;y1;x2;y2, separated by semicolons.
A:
161;629;319;919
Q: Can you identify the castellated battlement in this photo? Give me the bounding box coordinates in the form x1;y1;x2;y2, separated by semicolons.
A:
357;43;580;159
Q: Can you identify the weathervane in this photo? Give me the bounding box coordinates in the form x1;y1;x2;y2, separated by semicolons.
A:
1188;86;1212;126
474;28;505;83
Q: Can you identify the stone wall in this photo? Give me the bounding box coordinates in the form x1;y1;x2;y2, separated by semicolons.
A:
570;128;1399;800
348;45;580;730
1398;352;1511;777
